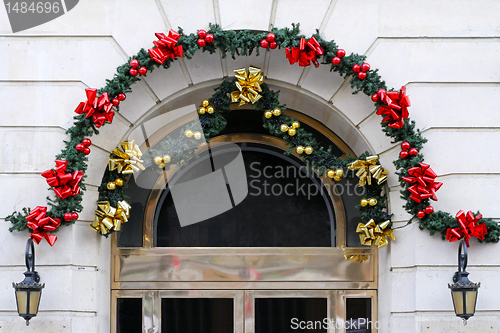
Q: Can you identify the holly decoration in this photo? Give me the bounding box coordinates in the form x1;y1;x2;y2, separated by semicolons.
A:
6;23;498;246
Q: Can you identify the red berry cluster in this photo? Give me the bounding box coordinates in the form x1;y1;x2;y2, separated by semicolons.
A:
331;49;346;65
353;62;370;80
197;29;214;47
64;212;79;222
399;141;418;159
417;206;434;219
129;59;147;77
260;33;277;49
111;93;126;107
76;138;92;155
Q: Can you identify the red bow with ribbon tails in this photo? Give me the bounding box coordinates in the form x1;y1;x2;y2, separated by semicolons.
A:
446;210;487;247
375;86;411;129
402;162;443;203
286;37;324;68
26;206;61;246
148;30;184;64
41;160;83;199
74;88;114;128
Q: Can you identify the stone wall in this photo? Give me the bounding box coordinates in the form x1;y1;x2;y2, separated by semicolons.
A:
0;0;499;332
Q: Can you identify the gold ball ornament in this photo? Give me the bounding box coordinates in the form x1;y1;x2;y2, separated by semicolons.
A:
264;111;273;119
333;176;341;181
296;146;304;154
272;108;281;116
185;130;194;138
288;128;296;136
336;169;343;178
115;178;124;187
369;198;378;206
158;162;165;169
198;107;206;114
202;99;210;107
207;106;214;114
194;131;202;140
107;182;116;190
327;169;335;178
292;121;300;129
280;124;289;132
163;155;171;164
305;146;313;155
154;156;163;165
360;199;369;207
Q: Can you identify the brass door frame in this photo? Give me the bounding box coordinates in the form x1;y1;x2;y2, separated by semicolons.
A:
112;289;377;333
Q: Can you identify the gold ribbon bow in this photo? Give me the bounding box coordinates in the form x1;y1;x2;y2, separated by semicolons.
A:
356;219;395;248
347;155;389;186
108;140;145;174
90;200;131;235
230;66;264;106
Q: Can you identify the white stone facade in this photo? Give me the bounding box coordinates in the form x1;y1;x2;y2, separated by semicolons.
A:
0;0;499;332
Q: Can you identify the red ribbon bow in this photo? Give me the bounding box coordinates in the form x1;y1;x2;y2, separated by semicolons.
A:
375;86;411;129
148;30;184;64
402;162;443;203
26;206;61;246
285;37;324;68
41;160;83;199
446;210;487;247
74;88;114;128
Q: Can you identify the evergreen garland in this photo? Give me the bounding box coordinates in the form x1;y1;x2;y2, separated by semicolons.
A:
5;23;498;245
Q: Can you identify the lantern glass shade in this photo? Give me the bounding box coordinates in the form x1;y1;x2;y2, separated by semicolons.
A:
14;288;42;317
450;287;478;319
465;290;478;315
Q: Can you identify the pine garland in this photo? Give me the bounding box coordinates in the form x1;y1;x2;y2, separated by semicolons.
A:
6;23;498;245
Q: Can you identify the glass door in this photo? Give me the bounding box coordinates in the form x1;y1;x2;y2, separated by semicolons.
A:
112;289;376;333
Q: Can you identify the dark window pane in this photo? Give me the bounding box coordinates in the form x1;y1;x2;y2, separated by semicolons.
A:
155;143;335;247
346;298;371;333
161;298;233;333
255;298;327;333
117;298;142;333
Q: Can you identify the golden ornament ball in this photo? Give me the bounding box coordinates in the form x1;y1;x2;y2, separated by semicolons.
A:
292;121;300;129
272;108;281;116
333;176;341;181
107;182;116;190
163;155;171;164
154;156;163;165
296;146;304;154
280;124;289;132
336;169;343;178
207;106;214;114
264;111;273;119
327;170;335;178
194;131;202;140
369;198;378;206
305;146;313;155
288;128;296;136
202;99;210;107
360;199;369;207
115;178;124;187
198;107;206;114
185;129;194;138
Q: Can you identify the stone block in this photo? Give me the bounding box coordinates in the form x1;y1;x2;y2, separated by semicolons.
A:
0;38;125;89
358;112;395;154
79;187;99;222
267;48;304;84
390;268;416;313
90;115;130;153
331;83;378;126
369;40;500;89
219;0;272;31
161;0;216;33
116;82;158;124
405;83;500;128
84;149;109;187
379;0;500;37
141;61;189;102
378;145;400;188
322;0;378;54
0;129;66;173
0;175;50;219
301;66;345;101
0;313;72;332
274;0;331;36
226;52;265;76
388;187;412;222
185;50;224;84
0;82;86;128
